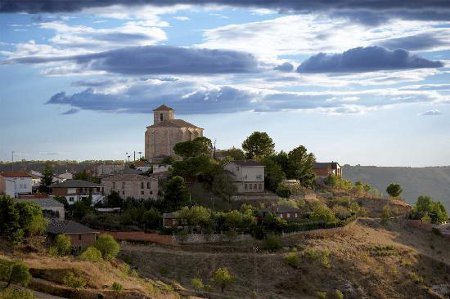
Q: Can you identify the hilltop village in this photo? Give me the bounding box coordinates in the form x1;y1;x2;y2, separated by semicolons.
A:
0;105;449;299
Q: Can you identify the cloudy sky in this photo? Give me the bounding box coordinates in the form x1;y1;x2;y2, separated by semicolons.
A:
1;0;449;166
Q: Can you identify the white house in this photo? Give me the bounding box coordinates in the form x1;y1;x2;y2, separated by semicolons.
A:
224;160;265;193
0;172;33;198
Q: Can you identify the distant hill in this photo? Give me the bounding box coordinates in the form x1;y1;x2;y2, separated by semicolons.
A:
343;165;450;212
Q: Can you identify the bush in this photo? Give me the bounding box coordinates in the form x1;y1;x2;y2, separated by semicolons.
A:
302;248;331;268
111;282;123;293
310;203;337;224
0;288;35;299
63;272;86;291
191;278;204;293
334;290;344;299
94;234;120;260
212;267;234;293
284;251;300;268
50;234;72;256
263;234;282;252
79;246;102;262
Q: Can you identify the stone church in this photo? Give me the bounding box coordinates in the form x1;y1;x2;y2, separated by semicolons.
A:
145;105;204;162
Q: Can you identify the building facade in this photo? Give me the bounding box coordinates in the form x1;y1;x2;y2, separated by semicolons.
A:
0;172;32;198
224;160;265;193
102;173;158;200
50;179;104;205
313;162;342;178
145;105;204;162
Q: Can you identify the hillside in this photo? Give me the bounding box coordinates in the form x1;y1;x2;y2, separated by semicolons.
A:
343;165;450;211
122;218;450;299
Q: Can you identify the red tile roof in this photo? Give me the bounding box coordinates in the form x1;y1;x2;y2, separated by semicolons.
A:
0;171;32;178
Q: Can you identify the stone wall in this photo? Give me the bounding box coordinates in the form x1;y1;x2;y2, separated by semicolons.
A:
174;233;253;244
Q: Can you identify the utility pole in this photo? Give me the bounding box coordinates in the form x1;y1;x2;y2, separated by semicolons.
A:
11;151;14;171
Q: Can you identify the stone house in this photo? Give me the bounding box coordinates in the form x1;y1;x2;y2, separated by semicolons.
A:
224;160;265;193
162;211;187;228
145;104;204;162
102;173;158;200
47;219;99;251
259;205;303;221
313;162;342;178
0;171;33;198
50;179;104;205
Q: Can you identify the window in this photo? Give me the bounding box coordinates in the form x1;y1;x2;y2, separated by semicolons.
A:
141;191;144;195
69;197;74;202
122;191;125;195
279;214;283;218
78;235;82;241
258;184;262;190
141;182;144;189
122;182;125;189
294;213;298;218
249;184;252;190
244;184;248;190
256;175;262;180
254;184;257;190
286;213;290;218
147;182;150;189
160;113;163;121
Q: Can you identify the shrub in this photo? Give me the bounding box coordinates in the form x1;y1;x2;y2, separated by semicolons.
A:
263;234;282;252
302;248;331;268
334;290;344;299
111;282;123;293
0;261;31;289
63;272;86;291
0;288;35;299
316;291;327;299
408;272;424;284
191;278;204;293
50;234;72;256
94;234;120;260
371;244;397;257
284;251;300;268
212;267;234;293
310;203;336;224
79;246;102;262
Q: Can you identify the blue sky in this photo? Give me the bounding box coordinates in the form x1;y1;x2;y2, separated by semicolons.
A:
0;1;449;166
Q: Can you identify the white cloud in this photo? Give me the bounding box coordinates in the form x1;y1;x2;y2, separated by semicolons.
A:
200;14;450;59
173;16;190;21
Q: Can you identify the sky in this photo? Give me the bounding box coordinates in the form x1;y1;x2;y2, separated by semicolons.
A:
0;0;449;166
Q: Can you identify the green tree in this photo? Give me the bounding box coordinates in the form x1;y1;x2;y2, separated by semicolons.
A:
39;164;54;193
174;137;213;158
211;173;237;202
212;267;234;293
219;147;245;161
14;202;47;236
272;151;289;174
94;234;120;260
163;176;190;211
286;146;316;187
106;191;123;208
0;196;20;242
3;261;31;288
143;208;162;229
415;195;432;212
386;183;402;198
261;157;286;193
310;203;336;224
191;278;204;294
50;234;72;256
79;246;102;262
178;206;212;228
242;132;275;159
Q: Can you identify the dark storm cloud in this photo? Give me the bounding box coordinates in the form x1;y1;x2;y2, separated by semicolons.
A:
6;45;260;75
297;46;443;73
2;1;450;23
379;33;446;51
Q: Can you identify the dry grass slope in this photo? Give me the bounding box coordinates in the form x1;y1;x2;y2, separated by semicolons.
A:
122;218;450;299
